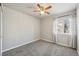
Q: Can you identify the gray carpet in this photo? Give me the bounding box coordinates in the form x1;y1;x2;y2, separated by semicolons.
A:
2;40;78;56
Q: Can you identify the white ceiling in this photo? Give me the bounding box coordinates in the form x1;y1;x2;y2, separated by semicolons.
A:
3;3;78;19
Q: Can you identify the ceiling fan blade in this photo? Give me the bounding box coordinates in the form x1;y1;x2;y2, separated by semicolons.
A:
33;10;40;12
45;6;52;10
45;11;50;14
37;4;40;7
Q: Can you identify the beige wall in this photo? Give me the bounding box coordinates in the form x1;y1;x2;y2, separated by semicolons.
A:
2;6;40;52
40;17;54;42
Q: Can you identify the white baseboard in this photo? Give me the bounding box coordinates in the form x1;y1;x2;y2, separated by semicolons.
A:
40;38;54;43
40;38;75;48
2;38;39;53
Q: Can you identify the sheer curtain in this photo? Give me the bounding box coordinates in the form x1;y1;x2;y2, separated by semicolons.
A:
53;14;77;48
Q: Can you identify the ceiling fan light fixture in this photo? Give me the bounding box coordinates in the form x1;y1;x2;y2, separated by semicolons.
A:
34;4;52;15
40;11;45;15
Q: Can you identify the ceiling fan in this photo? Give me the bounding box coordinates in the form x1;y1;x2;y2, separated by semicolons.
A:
34;4;52;15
